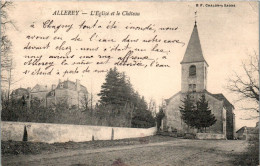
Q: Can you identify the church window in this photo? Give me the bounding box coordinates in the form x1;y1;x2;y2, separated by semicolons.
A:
189;65;196;76
192;84;196;92
188;84;192;92
188;84;196;92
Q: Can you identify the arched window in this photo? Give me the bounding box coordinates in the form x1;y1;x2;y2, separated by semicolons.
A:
188;84;196;92
189;65;196;76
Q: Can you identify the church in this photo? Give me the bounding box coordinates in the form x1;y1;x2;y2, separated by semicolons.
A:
163;21;235;139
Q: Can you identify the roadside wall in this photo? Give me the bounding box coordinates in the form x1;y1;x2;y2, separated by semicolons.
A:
1;121;157;143
196;133;226;140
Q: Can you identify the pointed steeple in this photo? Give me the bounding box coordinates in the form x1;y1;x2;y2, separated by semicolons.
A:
181;23;208;65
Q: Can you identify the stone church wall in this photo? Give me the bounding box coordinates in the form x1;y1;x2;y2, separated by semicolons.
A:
165;93;183;131
226;105;235;139
165;92;225;135
205;93;224;134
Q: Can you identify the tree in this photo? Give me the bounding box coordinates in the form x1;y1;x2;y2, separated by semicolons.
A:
81;93;90;112
131;95;155;128
148;98;157;117
195;94;216;132
179;94;196;128
131;109;155;128
227;53;259;112
156;107;165;130
1;2;18;102
179;94;216;132
98;67;125;107
98;67;135;111
98;67;155;128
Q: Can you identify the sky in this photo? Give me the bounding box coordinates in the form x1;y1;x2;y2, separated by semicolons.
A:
4;1;259;130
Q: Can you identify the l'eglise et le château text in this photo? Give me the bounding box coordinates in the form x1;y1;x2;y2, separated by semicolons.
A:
90;11;140;17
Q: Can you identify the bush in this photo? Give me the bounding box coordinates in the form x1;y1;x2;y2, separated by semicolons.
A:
234;134;259;165
169;133;177;138
177;131;185;137
131;109;155;128
183;133;196;139
1;96;155;128
156;108;165;130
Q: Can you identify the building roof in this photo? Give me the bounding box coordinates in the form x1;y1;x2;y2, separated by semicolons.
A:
236;126;246;133
165;91;181;104
57;80;88;93
31;84;48;93
181;23;208;65
209;93;235;110
46;90;55;97
165;90;234;110
236;126;258;134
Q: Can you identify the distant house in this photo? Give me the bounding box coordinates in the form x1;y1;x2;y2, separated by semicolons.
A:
236;126;258;140
46;79;88;108
12;79;88;109
30;84;49;107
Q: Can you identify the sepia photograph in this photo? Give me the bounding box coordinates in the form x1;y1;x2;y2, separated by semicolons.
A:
1;1;259;165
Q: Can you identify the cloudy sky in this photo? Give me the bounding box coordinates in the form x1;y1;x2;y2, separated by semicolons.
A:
5;1;259;130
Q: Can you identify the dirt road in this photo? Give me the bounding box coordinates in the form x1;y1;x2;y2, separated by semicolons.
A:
2;139;248;166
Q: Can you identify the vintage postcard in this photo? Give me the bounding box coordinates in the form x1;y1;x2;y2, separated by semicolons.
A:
1;1;259;165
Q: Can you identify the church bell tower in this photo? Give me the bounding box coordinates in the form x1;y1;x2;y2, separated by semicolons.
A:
181;20;208;93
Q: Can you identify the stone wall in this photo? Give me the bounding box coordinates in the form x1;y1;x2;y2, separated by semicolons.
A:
1;121;157;143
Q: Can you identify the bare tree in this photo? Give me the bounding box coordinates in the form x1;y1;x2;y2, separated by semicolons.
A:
1;1;17;101
227;53;259;112
1;1;15;73
80;93;89;111
148;98;157;117
80;92;95;114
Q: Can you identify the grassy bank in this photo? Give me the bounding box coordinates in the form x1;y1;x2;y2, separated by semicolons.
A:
233;136;259;165
2;135;175;156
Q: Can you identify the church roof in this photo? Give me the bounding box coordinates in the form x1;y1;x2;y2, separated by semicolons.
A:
165;90;234;110
206;91;235;110
181;23;208;65
165;91;181;104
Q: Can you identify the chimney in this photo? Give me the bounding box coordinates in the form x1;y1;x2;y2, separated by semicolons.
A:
27;87;31;92
76;79;80;91
52;84;56;90
59;79;61;83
